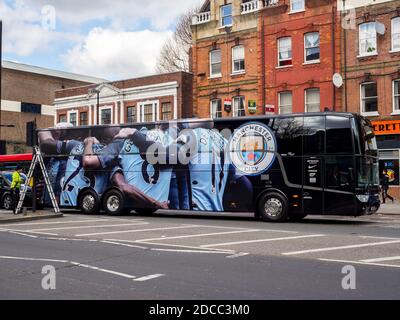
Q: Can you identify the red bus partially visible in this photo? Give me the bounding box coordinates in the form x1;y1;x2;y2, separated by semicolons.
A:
0;154;33;171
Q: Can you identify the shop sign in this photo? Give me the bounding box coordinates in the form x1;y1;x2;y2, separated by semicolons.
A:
248;100;257;114
372;120;400;136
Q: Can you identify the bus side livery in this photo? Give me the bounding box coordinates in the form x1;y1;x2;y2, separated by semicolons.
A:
37;113;380;222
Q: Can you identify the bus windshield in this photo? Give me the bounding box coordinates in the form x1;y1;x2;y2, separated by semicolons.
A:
357;157;379;188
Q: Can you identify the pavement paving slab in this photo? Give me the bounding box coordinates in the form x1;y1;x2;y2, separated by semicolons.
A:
0;209;63;224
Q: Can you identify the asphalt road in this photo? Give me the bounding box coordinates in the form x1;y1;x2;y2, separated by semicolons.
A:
0;210;399;300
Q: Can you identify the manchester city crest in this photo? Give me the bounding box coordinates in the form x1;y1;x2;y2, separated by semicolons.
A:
229;122;277;176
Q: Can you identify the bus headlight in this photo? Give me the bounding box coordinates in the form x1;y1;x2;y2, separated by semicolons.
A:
357;195;370;203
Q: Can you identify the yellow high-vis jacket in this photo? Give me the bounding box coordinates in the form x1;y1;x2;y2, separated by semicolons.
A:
11;171;23;190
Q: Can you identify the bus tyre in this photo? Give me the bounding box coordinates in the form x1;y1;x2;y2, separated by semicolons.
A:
2;193;13;210
103;190;125;216
79;190;99;215
258;192;289;222
135;208;157;216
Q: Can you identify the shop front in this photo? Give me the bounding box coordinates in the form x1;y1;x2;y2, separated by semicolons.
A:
372;120;400;199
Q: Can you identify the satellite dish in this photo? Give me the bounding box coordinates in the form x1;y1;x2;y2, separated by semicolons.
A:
333;73;343;88
375;22;386;35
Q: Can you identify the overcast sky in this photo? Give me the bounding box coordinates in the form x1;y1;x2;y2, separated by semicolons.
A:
0;0;202;79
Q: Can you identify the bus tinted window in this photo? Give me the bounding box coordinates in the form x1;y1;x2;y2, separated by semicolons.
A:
325;156;355;191
273;117;303;156
326;116;353;154
303;116;325;155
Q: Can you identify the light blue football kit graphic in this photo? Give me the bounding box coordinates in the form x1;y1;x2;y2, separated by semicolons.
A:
104;129;174;204
181;128;230;212
60;142;109;207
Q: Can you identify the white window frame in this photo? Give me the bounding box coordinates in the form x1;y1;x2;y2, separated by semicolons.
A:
391;17;400;52
210;99;222;119
289;0;305;13
210;49;222;78
304;32;320;63
305;88;320;113
220;3;233;27
233;96;246;117
126;106;137;123
67;110;78;126
393;79;400;115
138;100;159;123
359;22;378;57
278;91;293;115
232;45;245;74
360;82;379;116
278;37;293;67
99;106;114;125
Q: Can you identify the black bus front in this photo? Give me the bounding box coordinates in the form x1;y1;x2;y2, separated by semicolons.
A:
355;116;380;215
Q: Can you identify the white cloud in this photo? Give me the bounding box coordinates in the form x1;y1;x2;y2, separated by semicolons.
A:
64;28;173;79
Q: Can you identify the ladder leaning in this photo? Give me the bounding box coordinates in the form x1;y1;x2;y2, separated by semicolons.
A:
15;146;60;215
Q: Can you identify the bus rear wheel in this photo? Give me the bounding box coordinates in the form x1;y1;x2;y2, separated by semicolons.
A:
257;192;288;223
103;190;125;216
79;190;99;215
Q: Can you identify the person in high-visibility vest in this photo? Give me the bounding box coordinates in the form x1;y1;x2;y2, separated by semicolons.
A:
11;166;24;214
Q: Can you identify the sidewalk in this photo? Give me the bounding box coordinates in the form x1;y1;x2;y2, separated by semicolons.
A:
0;209;63;224
378;202;400;216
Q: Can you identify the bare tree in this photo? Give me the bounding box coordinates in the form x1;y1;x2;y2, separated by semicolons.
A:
156;7;198;73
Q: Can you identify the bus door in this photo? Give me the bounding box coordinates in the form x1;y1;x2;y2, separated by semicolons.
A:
303;157;324;214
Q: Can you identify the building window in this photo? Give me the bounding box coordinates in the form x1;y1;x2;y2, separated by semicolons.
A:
304;32;320;63
139;101;159;123
210;50;222;77
211;99;222;119
359;22;377;56
221;4;232;27
279;91;293;114
232;46;245;73
69;112;77;126
290;0;305;12
392;17;400;52
394;80;400;112
361;82;378;113
100;108;112;125
21;103;41;114
305;88;320;113
143;104;153;122
233;96;246;117
80;112;88;126
161;102;173;121
278;37;292;67
59;115;67;123
127;106;136;123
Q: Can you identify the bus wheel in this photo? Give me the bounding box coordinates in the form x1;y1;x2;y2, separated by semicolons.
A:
134;208;157;216
79;190;99;215
2;193;13;210
258;192;288;222
103;190;125;216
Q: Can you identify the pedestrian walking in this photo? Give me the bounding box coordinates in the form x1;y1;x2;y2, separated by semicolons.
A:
381;170;395;204
11;166;24;214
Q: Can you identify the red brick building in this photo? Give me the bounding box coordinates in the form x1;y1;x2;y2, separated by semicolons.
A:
340;0;400;198
55;72;193;126
1;60;104;154
260;0;342;115
191;0;261;119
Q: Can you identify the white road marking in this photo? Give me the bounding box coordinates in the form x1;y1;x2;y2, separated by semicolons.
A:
24;222;148;232
202;234;326;248
360;235;400;240
136;229;261;243
319;258;400;269
134;274;165;282
361;256;400;263
7;231;39;239
226;252;250;259
188;224;298;234
283;239;400;256
150;248;232;255
101;241;148;250
0;255;164;282
76;225;201;237
107;238;235;253
0;219;110;228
